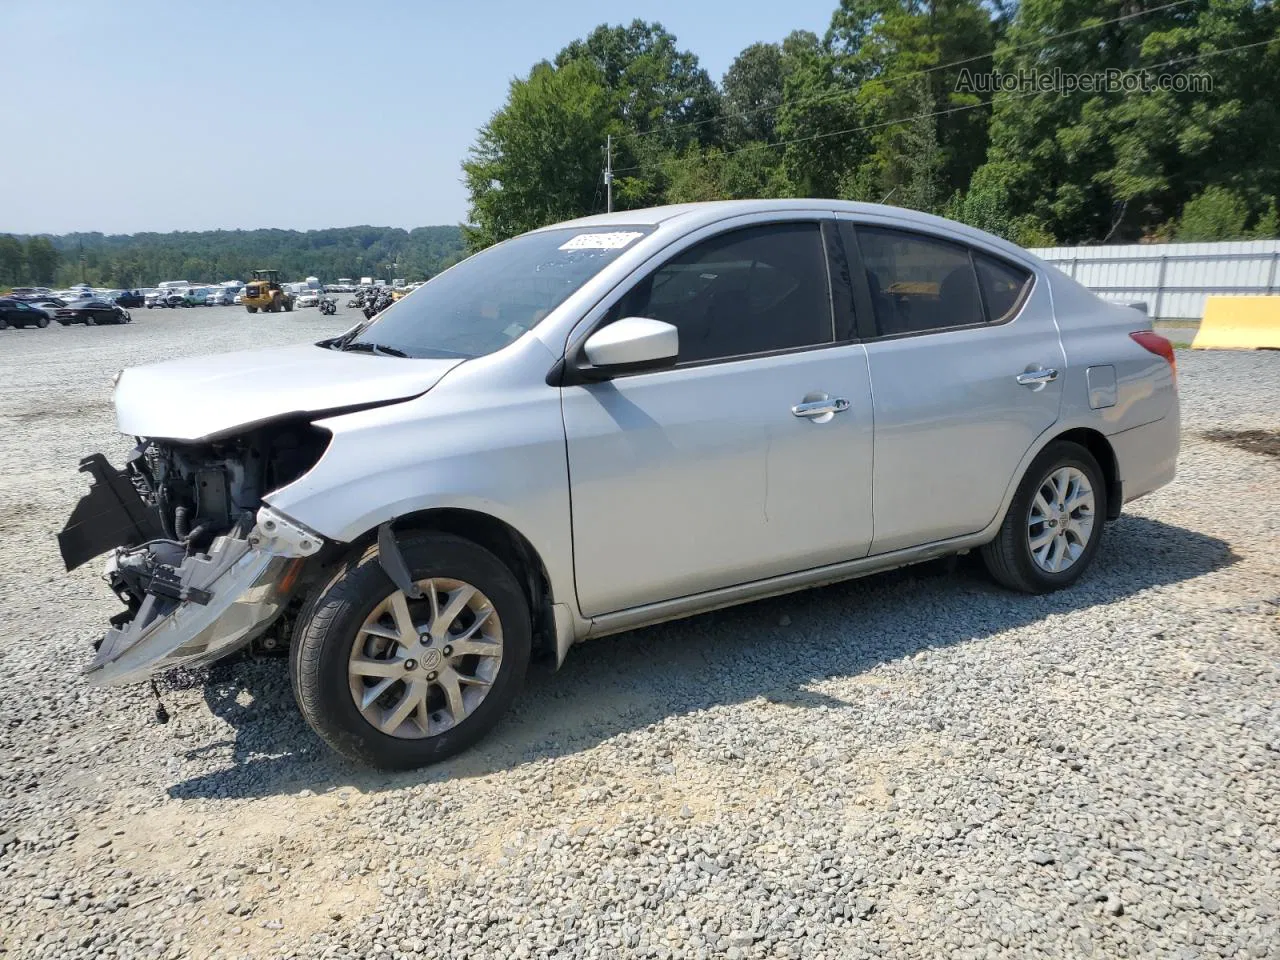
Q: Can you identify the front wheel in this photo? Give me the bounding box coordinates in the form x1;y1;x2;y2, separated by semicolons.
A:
36;315;49;328
980;440;1106;593
246;305;258;314
291;533;531;769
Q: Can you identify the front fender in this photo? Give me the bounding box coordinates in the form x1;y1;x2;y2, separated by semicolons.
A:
263;341;577;624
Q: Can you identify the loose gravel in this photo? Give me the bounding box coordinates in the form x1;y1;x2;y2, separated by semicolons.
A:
0;310;1276;960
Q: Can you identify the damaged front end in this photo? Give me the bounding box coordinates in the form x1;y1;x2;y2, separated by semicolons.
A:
58;422;331;686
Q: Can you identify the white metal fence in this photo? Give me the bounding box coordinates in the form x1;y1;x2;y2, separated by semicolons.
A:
1027;240;1280;320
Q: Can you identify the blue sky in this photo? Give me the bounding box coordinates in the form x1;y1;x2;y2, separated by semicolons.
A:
1;0;839;235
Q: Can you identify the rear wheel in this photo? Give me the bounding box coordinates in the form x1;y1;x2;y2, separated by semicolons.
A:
0;317;8;330
284;298;294;313
981;441;1106;593
246;305;258;314
36;315;48;328
85;314;96;326
291;533;532;769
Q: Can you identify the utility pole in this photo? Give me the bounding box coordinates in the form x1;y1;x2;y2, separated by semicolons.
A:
604;134;613;213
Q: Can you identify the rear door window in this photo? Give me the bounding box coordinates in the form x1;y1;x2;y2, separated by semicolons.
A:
855;227;984;336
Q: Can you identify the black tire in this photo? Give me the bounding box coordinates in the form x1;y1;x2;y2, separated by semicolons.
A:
36;315;48;328
283;299;294;312
85;314;96;326
980;440;1107;594
291;532;532;769
246;305;258;314
146;304;153;309
0;317;8;330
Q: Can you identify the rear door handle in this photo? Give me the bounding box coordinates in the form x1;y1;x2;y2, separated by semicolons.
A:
1016;368;1059;388
792;397;851;418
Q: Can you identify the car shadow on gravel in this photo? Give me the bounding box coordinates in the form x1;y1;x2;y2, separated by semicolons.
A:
167;514;1234;800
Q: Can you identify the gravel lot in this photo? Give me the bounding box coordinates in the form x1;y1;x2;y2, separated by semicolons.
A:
0;307;1276;960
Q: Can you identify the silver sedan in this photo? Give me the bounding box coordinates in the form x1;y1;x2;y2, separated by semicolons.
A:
61;200;1179;768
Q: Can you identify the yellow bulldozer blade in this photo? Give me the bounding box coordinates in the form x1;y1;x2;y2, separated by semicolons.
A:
1191;295;1280;350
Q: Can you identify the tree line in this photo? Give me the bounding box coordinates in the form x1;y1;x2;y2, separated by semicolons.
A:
0;226;466;290
462;0;1280;250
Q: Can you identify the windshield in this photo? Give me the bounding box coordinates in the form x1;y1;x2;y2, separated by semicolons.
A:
347;226;652;359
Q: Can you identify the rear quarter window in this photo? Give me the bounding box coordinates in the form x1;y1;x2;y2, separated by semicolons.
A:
974;253;1034;323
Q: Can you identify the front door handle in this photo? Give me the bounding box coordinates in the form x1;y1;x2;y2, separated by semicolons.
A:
792;397;851;419
1016;368;1059;388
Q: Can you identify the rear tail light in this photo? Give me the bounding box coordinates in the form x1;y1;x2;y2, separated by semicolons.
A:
1130;330;1177;385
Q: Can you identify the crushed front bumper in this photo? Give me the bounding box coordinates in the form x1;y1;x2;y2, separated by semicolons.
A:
84;507;323;687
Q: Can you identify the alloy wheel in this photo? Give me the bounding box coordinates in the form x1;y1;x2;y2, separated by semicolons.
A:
1027;466;1095;573
348;578;503;739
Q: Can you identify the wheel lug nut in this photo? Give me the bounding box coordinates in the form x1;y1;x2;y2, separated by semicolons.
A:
427;671;437;681
442;646;452;657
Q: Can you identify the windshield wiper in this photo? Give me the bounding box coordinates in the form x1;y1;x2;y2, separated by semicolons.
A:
323;320;370;350
340;341;410;358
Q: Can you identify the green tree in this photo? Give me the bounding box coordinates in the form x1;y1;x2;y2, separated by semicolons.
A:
0;235;25;285
893;78;944;213
25;237;60;285
462;59;615;249
832;0;994;208
944;163;1056;245
976;0;1280;242
555;20;722;150
1176;186;1278;241
776;35;866;197
723;42;786;144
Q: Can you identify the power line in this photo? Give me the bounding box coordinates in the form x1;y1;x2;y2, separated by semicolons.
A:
618;0;1199;147
610;36;1280;178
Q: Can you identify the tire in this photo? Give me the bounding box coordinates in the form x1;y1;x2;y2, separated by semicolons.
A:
147;304;153;309
36;315;48;328
291;532;532;769
980;440;1107;594
85;314;96;326
271;294;281;313
284;299;294;313
0;317;8;330
246;305;258;314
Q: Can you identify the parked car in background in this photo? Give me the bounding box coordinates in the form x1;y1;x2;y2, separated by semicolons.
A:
115;290;145;308
55;298;131;326
146;290;185;309
180;288;211;307
7;287;53;301
0;297;52;329
295;290;320;308
205;289;235;306
233;293;243;305
27;297;67;317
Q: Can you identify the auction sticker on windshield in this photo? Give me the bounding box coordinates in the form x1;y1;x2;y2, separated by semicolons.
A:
558;231;645;251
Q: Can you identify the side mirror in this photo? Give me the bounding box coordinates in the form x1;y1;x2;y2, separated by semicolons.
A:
577;317;679;379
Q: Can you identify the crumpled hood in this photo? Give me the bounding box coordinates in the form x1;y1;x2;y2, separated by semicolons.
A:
115;343;463;441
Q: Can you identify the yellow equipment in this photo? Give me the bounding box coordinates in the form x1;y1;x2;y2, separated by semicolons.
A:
1192;295;1280;350
242;270;295;314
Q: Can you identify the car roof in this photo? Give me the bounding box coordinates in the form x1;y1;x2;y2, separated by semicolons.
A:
540;198;1037;266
